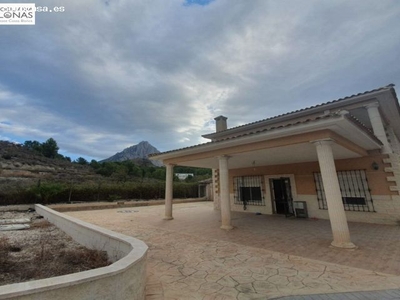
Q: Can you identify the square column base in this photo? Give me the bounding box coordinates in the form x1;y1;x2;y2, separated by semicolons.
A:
330;241;357;249
220;225;234;230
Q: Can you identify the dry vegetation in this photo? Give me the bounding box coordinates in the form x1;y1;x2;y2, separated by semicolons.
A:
0;211;111;286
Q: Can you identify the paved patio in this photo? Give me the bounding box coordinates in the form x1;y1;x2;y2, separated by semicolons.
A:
66;202;400;299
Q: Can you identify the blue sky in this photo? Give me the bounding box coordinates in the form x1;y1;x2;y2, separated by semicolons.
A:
185;0;215;6
1;0;400;161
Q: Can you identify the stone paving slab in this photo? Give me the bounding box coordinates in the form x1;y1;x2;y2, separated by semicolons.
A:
274;289;400;299
0;218;31;224
66;202;400;299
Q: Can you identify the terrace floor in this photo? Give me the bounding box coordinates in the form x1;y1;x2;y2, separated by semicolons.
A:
66;201;400;299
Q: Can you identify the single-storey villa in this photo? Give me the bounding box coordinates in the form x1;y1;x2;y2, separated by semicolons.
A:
150;84;400;249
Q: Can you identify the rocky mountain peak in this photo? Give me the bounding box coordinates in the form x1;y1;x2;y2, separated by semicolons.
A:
101;141;162;166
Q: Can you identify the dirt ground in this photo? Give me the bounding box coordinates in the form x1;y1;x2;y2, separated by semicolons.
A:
0;210;111;286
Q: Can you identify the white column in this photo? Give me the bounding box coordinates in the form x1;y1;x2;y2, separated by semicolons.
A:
218;155;233;230
313;139;356;249
164;163;174;220
365;102;392;154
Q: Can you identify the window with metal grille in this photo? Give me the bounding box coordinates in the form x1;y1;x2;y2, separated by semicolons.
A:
313;170;375;212
234;176;265;208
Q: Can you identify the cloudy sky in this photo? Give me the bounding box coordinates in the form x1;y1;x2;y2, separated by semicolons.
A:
1;0;400;161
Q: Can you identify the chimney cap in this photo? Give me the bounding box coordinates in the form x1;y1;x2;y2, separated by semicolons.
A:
214;115;227;121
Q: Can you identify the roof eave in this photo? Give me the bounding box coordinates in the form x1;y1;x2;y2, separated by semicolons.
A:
150;115;382;162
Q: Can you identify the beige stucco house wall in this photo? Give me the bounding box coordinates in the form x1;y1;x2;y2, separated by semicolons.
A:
211;154;399;225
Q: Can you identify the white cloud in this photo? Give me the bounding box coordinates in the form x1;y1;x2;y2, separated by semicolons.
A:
0;0;399;159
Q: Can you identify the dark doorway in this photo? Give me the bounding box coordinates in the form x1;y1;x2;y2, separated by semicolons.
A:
270;178;293;216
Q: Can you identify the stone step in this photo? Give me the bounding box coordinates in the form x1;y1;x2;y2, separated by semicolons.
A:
0;218;31;225
0;224;30;231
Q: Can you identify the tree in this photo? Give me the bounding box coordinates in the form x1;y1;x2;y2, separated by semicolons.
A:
90;159;100;168
112;165;129;182
184;175;194;182
152;168;166;180
96;162;117;177
23;140;42;153
32;181;64;204
75;157;88;165
41;138;59;158
130;165;142;177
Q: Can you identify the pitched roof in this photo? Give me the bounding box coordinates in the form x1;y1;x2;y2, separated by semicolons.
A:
202;84;396;139
150;85;395;159
150;111;382;158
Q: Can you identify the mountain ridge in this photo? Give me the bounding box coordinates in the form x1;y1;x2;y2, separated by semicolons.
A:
101;141;163;166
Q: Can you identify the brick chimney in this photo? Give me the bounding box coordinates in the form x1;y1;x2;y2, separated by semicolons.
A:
214;115;228;132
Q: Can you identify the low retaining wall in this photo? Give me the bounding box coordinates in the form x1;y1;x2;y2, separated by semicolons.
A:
0;205;148;300
49;197;208;212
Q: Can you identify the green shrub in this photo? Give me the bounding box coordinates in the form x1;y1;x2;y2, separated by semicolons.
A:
1;153;12;160
0;180;199;205
173;182;198;198
31;183;65;204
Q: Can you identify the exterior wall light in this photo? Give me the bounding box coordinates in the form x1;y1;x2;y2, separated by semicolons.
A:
371;162;379;170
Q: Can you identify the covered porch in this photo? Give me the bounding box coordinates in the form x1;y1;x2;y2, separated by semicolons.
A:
151;111;383;249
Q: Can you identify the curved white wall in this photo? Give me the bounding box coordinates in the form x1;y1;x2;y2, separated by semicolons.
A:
0;205;148;300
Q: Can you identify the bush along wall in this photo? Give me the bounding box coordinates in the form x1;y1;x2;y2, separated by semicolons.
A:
0;181;200;205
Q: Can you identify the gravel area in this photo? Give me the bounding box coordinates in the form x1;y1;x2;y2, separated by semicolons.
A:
0;210;111;286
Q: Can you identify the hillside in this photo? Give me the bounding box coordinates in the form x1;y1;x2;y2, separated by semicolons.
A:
0;141;97;190
101;141;163;166
0;140;205;205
